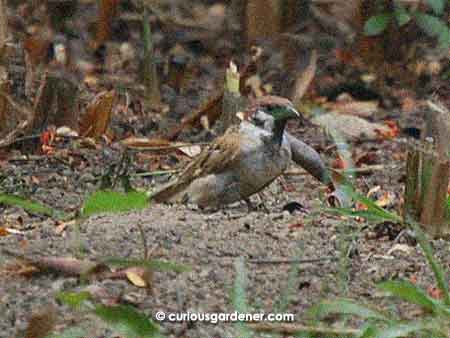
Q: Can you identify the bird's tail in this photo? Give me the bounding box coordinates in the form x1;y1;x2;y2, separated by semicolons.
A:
149;179;187;203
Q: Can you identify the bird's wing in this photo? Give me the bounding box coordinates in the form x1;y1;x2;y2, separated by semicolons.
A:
151;127;244;202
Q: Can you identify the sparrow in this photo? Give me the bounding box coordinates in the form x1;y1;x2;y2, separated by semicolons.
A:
151;96;299;208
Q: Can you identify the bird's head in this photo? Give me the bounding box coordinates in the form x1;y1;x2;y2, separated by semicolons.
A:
262;103;299;122
247;96;300;128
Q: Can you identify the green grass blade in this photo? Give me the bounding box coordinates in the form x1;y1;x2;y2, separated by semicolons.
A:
93;304;163;338
309;299;388;321
375;319;438;338
326;184;401;223
0;193;60;217
377;280;438;312
358;324;380;338
408;221;450;305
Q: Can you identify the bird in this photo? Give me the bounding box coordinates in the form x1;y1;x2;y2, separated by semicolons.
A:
244;97;331;186
151;96;300;208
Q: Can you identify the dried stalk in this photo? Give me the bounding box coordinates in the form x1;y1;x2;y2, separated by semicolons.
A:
248;323;360;336
142;7;161;107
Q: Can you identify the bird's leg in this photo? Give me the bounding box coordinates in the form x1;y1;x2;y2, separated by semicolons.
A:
244;198;257;212
244;195;270;213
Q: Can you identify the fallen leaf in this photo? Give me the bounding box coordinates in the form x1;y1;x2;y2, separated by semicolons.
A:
312;113;392;141
0;226;8;236
178;145;202;157
79;90;116;138
122;137;170;148
126;268;147;287
324;97;379;118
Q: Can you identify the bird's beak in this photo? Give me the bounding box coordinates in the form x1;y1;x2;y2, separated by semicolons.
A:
288;106;300;118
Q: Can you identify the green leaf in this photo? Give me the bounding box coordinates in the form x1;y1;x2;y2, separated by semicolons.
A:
407;221;450;305
364;14;391;36
329;184;402;223
274;250;302;313
309;299;388;321
414;13;450;49
233;258;249;313
358;324;380;338
425;0;445;15
81;190;148;217
378;280;439;312
102;257;190;273
393;6;411;26
0;193;59;217
437;26;450;50
375;319;436;338
93;304;163;338
56;291;92;310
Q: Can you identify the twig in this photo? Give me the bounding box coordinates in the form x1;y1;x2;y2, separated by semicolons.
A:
335;165;386;174
248;323;360;336
284;165;386;177
7;154;46;161
127;142;209;152
0;91;33;119
248;256;337;264
132;169;181;177
136;221;149;260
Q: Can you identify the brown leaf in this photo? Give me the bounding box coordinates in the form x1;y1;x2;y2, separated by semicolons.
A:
0;226;8;236
121;137;170;148
23;32;52;66
80;90;116;137
125;266;153;289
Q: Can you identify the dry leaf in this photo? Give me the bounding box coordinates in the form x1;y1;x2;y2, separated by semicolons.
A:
312;113;392;141
80;90;116;137
0;226;8;236
178;145;202;157
121;137;170;148
375;120;399;139
126;268;147;287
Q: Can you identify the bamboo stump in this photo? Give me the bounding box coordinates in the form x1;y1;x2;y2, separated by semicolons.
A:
404;101;450;238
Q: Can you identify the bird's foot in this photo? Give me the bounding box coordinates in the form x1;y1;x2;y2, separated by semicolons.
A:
244;198;270;213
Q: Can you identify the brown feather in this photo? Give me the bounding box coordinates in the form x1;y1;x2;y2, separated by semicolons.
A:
151;126;243;202
244;95;293;120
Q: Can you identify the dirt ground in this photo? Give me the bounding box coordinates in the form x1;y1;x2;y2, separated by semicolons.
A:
1;127;449;338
